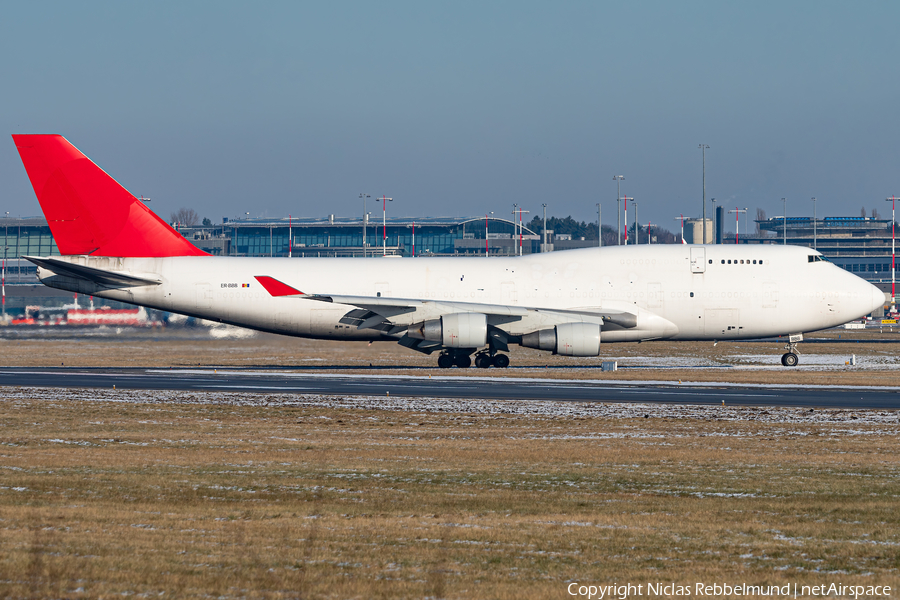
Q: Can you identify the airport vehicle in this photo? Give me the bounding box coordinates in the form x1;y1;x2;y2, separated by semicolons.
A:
12;134;885;368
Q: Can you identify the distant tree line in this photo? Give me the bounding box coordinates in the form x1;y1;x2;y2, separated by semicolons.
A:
169;208;214;229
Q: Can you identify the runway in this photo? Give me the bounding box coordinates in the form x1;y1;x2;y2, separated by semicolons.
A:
1;367;899;409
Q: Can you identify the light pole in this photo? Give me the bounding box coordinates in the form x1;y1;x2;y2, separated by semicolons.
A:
596;202;602;247
647;221;652;244
512;203;518;256
633;200;639;244
511;207;529;256
542;204;548;251
485;211;493;257
2;213;7;321
811;197;817;250
711;198;716;243
380;195;393;256
1;243;5;322
622;197;634;244
520;208;528;255
887;196;897;307
729;208;747;244
700;144;710;244
359;193;370;257
782;198;787;245
674;215;685;244
613;175;624;245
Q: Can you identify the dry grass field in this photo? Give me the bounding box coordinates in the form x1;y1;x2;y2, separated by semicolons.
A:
1;388;899;599
0;329;898;597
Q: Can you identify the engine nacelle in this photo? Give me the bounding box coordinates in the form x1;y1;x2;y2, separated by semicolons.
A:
408;313;488;348
520;322;601;356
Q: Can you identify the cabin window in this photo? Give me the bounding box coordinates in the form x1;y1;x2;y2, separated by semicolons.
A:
753;260;757;264
721;259;725;264
727;260;731;264
709;259;713;264
690;292;694;297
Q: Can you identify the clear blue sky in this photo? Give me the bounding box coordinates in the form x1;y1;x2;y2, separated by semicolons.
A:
2;1;898;233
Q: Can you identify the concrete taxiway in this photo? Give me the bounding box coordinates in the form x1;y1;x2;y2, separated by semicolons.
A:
1;367;898;409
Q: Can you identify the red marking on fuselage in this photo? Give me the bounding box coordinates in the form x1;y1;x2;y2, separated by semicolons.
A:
254;276;304;297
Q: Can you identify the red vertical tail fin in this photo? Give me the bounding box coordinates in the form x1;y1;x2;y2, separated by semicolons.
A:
12;134;207;257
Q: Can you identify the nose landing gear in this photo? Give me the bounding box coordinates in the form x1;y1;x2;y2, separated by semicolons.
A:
780;333;802;367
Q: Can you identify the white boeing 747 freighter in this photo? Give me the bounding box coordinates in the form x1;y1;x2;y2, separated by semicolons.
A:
12;135;885;368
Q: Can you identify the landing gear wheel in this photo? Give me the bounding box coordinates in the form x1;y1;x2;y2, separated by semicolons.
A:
437;354;454;369
492;354;510;369
454;355;472;369
781;334;803;368
474;354;492;369
781;352;799;367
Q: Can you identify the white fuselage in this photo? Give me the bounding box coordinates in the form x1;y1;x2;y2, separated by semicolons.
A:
37;244;884;344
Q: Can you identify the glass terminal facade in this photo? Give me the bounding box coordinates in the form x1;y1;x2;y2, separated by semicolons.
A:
220;216;538;257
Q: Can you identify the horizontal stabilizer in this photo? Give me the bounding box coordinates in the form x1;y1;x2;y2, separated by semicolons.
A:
25;256;161;287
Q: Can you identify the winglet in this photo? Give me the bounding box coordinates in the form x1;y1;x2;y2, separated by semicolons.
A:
254;276;304;297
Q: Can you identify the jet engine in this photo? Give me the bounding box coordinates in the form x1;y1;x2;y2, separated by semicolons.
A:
520;322;601;356
408;313;488;348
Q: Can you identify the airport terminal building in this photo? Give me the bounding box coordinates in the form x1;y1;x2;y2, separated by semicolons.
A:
1;212;896;297
753;216;896;284
220;215;541;258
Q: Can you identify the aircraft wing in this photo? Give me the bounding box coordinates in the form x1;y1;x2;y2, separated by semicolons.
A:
306;293;637;328
253;275;638;336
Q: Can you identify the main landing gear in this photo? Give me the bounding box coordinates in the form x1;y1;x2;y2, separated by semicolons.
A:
437;353;469;369
437;350;510;369
780;333;803;367
474;352;509;369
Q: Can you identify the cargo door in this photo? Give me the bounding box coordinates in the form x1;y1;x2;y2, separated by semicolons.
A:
195;283;212;310
690;247;706;273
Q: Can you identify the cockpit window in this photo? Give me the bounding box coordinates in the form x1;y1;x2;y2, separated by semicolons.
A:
808;255;827;263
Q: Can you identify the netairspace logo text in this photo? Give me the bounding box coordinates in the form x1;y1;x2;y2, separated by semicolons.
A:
567;582;892;599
